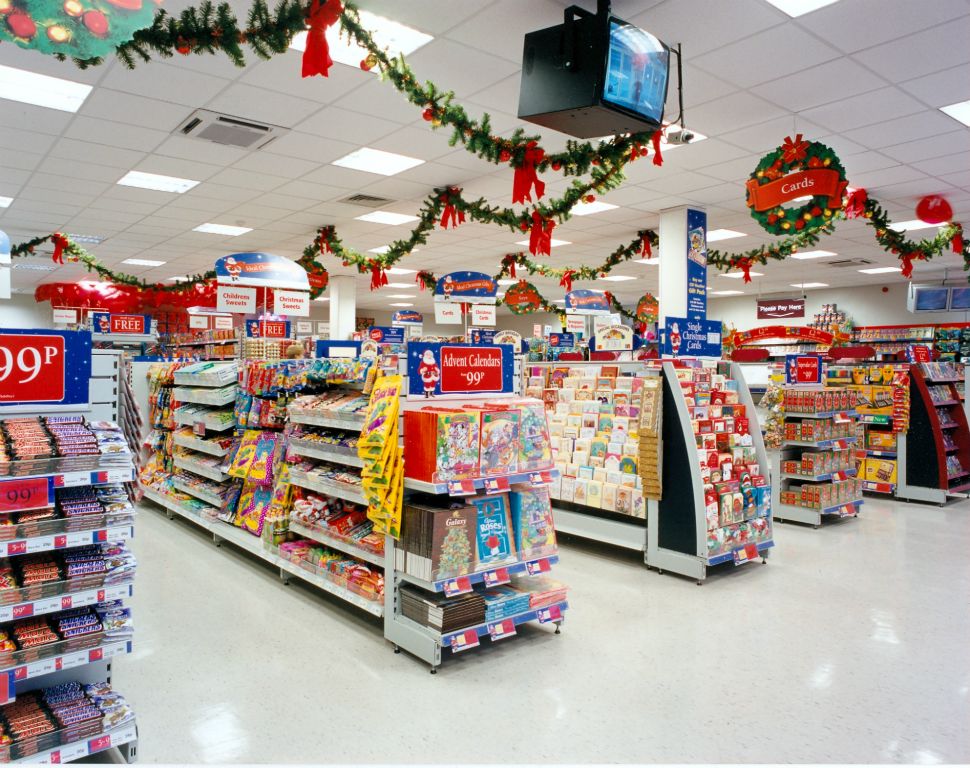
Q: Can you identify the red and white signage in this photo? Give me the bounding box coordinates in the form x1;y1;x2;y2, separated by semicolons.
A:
217;285;257;314
0;334;65;403
470;304;496;327
434;303;462;325
106;315;146;334
52;308;78;325
258;320;288;338
757;299;805;319
213;316;234;330
785;355;822;385
0;477;51;514
273;289;310;317
439;346;504;394
565;315;585;335
188;315;209;330
295;321;313;335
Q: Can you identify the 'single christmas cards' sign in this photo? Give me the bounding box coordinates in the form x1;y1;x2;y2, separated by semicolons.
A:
368;326;405;344
663;316;722;358
215;252;310;291
686;208;707;318
91;313;150;335
245;319;291;338
391;310;423;325
757;298;805;319
407;342;514;399
434;271;497;304
785;354;822;385
0;330;91;409
565;289;610;315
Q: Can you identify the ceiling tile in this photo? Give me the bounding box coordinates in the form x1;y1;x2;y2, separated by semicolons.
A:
852;20;970;83
205;83;323;128
446;0;565;64
898;63;970;108
406;40;520;99
296;105;402;143
628;0;784;52
880;130;970;164
842;110;962;149
689;92;788;136
64;116;168;153
800;87;926;132
101;61;232;107
153;135;249;166
48;139;145;171
751;59;887;113
79;89;189;132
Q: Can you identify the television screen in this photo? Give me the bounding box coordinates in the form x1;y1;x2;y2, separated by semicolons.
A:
914;287;949;311
950;287;970;310
602;20;669;126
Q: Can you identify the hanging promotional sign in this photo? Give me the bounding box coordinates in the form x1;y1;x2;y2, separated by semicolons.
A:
434;271;497;304
731;325;834;346
635;293;659;324
391;310;423;325
548;332;576;348
368;326;405;344
316;322;330;336
492;330;523;354
217;285;257;314
407;342;514;399
505;281;543;315
905;345;931;363
52;308;78;325
188;315;210;330
213;316;234;330
564;289;611;315
471;304;496;327
686;209;707;318
757;299;805;319
469;328;496;345
215;252;310;291
273;289;310;317
91;313;150;335
785;354;822;385
593;325;634;351
662;316;722;358
434;303;463;325
295;321;313;336
0;330;91;409
245;319;291;338
564;315;586;335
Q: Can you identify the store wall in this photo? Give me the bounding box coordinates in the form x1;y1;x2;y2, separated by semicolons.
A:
0;294;55;328
708;283;970;330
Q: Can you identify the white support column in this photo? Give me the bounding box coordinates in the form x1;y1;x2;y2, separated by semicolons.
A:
658;206;691;326
329;275;357;341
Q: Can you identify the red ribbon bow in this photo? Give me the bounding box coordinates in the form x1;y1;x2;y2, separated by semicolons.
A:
369;263;388;290
844;187;868;219
439;188;465;230
952;226;964;255
737;257;755;283
651;131;663;167
416;271;430;291
528;211;554;257
302;0;343;78
559;269;575;293
781;133;809;164
640;232;652;258
900;251;924;279
512;141;546;205
51;233;68;264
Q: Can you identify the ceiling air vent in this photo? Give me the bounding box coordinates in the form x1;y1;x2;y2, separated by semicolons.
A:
339;193;394;207
175;109;288;150
828;258;874;267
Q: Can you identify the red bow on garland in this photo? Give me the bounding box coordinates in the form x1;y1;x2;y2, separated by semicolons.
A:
302;0;343;78
369;262;388;290
640;232;652;258
316;226;334;253
651;130;663;167
50;233;69;265
844;187;868;219
900;251;925;279
512;141;546;205
502;254;518;279
559;269;575;293
953;225;964;255
781;133;809;164
439;187;465;230
736;257;755;283
528;211;554;257
415;271;432;291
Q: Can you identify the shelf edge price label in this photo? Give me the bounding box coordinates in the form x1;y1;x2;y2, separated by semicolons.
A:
6;541;26;556
732;543;760;565
443;576;472;597
88;735;111;753
484;476;509;495
50;750;62;764
448;629;480;653
88;648;104;662
446;480;476;496
487;619;516;641
537;604;562;623
482;567;510;587
526;558;551;576
529;471;553;487
0;477;52;514
11;603;32;619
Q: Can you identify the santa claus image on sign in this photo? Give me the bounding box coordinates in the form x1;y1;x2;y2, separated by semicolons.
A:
97;315;110;334
441;276;455;298
418;349;440;398
224;256;242;281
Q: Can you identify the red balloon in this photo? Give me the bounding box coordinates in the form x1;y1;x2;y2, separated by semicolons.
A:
916;195;953;225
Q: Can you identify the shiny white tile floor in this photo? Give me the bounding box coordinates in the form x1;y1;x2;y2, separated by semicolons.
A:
117;495;970;763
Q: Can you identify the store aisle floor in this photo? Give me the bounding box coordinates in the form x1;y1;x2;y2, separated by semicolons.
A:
119;496;970;764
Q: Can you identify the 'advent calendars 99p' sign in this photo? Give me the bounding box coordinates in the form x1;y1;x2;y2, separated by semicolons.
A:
407;342;514;400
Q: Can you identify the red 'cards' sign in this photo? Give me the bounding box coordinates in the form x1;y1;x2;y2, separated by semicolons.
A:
439;345;504;393
0;334;65;403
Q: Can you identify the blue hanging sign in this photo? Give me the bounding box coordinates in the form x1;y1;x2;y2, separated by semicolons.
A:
662;316;722;358
434;271;497;304
91;313;151;335
368;326;405;344
391;310;423;325
548;332;575;348
407;342;514;399
565;289;611;315
686;209;708;318
315;340;361;359
0;329;91;410
216;252;310;291
469;328;496;345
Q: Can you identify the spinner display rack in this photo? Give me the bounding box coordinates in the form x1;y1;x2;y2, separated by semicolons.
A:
898;362;970;504
646;361;774;582
772;387;862;528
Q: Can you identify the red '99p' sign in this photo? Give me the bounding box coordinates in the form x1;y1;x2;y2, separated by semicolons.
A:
0;335;65;403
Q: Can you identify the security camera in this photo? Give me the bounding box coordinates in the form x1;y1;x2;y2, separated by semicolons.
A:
666;129;694;145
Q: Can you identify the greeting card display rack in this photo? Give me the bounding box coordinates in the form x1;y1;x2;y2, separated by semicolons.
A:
646;361;773;582
772;387;862;528
898;362;970;504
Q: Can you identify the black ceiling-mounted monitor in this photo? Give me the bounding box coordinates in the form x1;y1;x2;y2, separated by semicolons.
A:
517;3;671;139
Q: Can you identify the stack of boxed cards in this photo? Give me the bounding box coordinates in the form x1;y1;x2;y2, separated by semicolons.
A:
637;376;662;500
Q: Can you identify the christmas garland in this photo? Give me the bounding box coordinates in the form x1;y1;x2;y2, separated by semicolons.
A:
707;220;839;282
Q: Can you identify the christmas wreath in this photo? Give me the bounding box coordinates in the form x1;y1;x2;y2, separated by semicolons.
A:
746;134;848;237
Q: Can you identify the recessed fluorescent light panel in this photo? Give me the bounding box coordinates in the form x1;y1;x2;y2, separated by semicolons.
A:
290;10;432;69
193;223;253;236
721;271;764;279
117;171;200;194
497;279;518;286
791;282;828;288
858;266;902;274
706;229;747;242
635;257;660;265
515;238;571;248
791;249;836;260
167;276;188;282
11;263;56;271
121;258;166;267
355;211;420;225
314;296;330;302
889;220;941;233
332;148;424;176
389;302;413;307
764;0;839;17
66;234;104;244
570;200;619;216
0;196;13;208
709;290;745;296
385;282;414;289
386;294;415;299
940;100;970;127
370;246;421;254
0;64;92;113
599;275;637;282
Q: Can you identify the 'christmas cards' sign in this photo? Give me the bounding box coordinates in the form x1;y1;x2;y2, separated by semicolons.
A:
757;298;805;319
434;271;497;304
785;354;822;385
91;313;149;335
663;316;722;358
0;330;91;409
216;252;310;291
407;342;514;399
